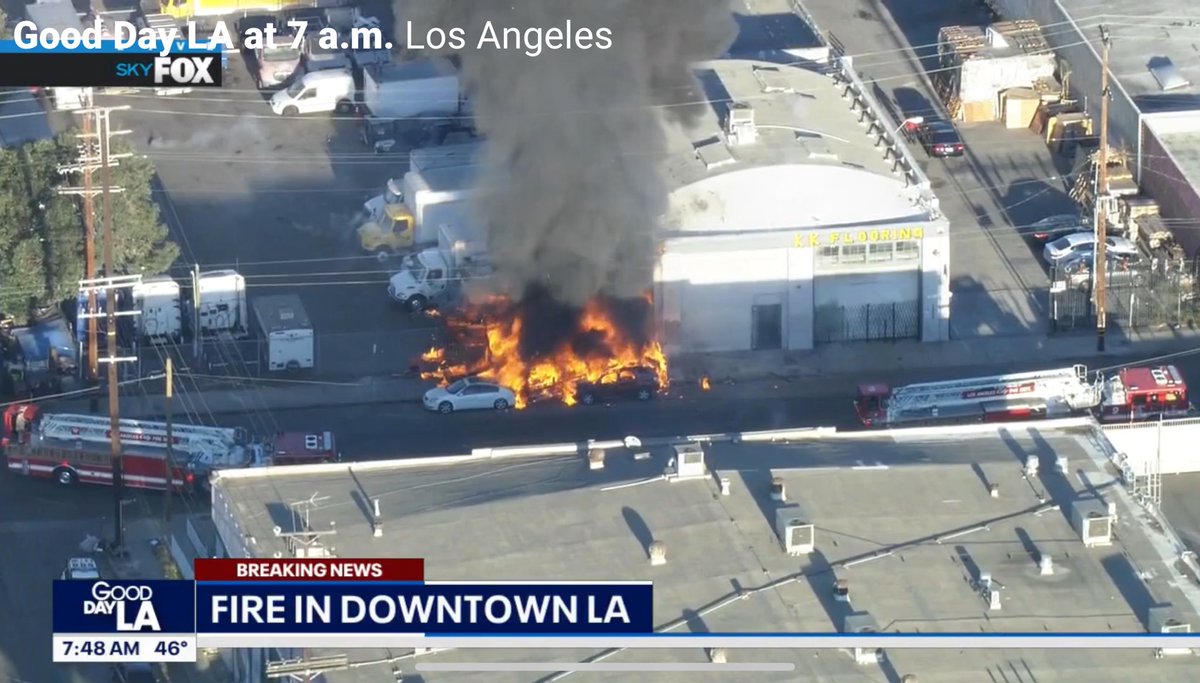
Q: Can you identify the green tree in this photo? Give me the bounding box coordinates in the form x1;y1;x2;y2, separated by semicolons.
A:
0;135;178;324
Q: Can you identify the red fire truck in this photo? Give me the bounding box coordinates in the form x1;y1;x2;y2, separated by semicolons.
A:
855;364;1193;428
1;404;339;490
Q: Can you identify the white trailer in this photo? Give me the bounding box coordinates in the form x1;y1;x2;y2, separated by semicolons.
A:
132;276;183;344
197;270;248;337
24;1;92;111
252;294;314;372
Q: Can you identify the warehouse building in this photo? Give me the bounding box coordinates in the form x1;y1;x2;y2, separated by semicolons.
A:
202;420;1200;683
986;0;1200;253
656;58;949;352
402;58;950;351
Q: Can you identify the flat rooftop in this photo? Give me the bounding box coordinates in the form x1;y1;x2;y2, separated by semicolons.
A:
1060;0;1200;105
212;424;1200;682
663;59;900;189
1144;112;1200;199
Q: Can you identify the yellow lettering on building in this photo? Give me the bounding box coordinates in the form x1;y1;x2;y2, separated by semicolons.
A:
792;227;929;247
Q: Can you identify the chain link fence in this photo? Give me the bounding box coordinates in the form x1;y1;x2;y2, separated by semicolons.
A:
814;301;921;343
1049;249;1200;332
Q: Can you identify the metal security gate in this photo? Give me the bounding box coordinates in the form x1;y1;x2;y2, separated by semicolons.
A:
813;271;921;343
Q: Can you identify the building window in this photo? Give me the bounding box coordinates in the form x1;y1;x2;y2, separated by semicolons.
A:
842;244;867;263
868;242;894;262
895;240;920;260
817;246;840;265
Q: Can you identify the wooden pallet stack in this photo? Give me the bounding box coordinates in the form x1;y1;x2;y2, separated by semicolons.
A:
991;20;1050;52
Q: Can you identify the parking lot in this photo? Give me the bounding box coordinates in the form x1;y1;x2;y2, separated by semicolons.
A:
98;41;436;382
802;0;1083;338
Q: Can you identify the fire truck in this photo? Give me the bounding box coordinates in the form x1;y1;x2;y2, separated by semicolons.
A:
855;364;1194;428
1;405;339;490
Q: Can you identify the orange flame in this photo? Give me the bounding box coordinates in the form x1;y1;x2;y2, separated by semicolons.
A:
420;297;668;409
700;376;711;391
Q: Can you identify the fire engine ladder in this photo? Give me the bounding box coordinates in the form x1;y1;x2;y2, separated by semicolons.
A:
38;414;242;454
888;365;1090;413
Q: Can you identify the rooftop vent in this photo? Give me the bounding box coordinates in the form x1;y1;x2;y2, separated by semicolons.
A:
1039;554;1053;575
770;477;786;502
834;578;851;603
1070;499;1114;547
1055;455;1068;474
775;505;815;556
648;540;667;566
671;443;706;480
707;648;727;664
979;572;1002;610
695;139;736;170
1024;455;1039;477
725;102;758;146
1148;57;1191;92
1149;605;1193;656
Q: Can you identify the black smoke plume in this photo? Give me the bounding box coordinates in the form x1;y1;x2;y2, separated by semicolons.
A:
401;0;737;309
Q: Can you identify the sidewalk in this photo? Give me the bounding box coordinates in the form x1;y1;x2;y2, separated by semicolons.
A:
58;327;1200;419
104;517;230;683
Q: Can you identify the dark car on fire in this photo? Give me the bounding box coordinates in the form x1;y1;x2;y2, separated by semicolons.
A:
575;366;659;405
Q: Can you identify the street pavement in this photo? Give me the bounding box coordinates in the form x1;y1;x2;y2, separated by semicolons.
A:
801;0;1078;338
85;338;1200;460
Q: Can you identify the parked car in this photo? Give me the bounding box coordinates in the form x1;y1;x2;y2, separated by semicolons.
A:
1043;232;1138;263
1030;214;1087;242
575;367;659;405
423;377;515;414
915;120;965;157
1057;250;1145;289
254;38;302;88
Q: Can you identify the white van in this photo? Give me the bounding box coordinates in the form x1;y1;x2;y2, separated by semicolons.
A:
270;70;356;116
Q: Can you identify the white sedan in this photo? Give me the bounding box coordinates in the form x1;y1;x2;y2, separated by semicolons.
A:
1043;232;1138;263
423;378;516;414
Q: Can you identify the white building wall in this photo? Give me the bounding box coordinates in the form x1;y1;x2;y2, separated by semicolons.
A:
1104;419;1200;475
787;247;815;350
922;227;952;342
659;247;791;352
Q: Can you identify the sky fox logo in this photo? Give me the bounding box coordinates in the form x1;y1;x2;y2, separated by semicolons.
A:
116;56;217;86
82;582;162;632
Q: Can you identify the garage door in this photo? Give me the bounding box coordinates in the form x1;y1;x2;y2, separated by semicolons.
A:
813;269;920;343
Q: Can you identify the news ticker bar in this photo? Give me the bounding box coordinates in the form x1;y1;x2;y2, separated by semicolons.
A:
0;52;222;87
415;663;797;673
54;632;1200;662
194;633;1200;649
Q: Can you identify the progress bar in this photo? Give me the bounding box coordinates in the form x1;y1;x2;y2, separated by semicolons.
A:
416;663;796;673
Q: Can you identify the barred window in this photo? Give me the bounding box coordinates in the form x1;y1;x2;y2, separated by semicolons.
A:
868;242;894;262
817;246;840;265
895;240;920;260
842;244;867;263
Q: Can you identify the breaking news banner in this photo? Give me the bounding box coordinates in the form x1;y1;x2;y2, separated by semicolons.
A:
52;559;654;662
0;26;224;88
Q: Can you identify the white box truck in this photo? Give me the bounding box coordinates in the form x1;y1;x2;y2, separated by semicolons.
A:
357;143;484;258
132;276;183;344
252;294;314;372
197;270;248;337
25;1;92;111
361;59;468;153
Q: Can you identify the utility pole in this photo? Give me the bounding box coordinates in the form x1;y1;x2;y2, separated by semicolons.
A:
163;357;175;529
1094;25;1112;352
74;104;139;550
57;102;130;389
192;263;203;362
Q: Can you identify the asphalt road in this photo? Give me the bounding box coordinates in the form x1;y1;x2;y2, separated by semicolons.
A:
801;0;1079;337
208;351;1200;459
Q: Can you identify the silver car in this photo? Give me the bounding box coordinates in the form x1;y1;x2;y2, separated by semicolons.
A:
1043;232;1138;263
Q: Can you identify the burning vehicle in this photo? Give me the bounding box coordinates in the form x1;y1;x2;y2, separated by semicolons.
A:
419;291;668;409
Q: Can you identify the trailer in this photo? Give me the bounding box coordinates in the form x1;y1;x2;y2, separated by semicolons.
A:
196;270;248;337
855;365;1100;428
252;294;314;372
132;276;183;344
360;59;467;153
2;404;338;489
856;363;1194;428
